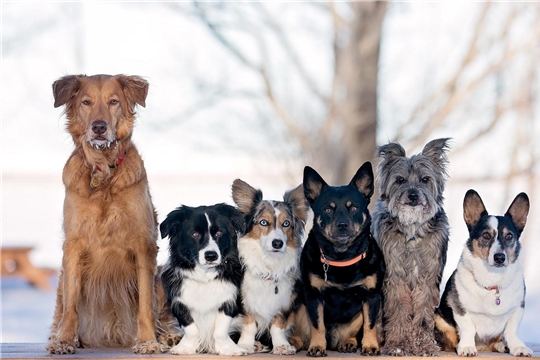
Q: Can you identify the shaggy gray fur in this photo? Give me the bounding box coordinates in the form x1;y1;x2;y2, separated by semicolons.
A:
372;138;450;356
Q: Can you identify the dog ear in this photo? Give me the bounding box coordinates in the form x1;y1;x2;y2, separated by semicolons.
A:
421;138;451;163
505;192;529;234
377;142;406;159
160;206;193;239
350;161;374;200
463;190;487;232
216;203;246;236
52;75;82;108
116;75;149;108
284;184;309;223
303;166;327;205
231;179;262;215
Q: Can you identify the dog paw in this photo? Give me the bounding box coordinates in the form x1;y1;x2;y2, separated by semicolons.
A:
414;342;440;356
457;345;478;357
307;346;327;357
254;341;271;353
170;341;198;355
361;345;380;356
46;340;77;355
509;346;532;357
158;332;182;349
337;342;357;353
381;345;410;356
133;339;162;354
272;344;297;355
215;342;249;356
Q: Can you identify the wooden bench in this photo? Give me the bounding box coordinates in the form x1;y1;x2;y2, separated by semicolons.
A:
1;246;54;290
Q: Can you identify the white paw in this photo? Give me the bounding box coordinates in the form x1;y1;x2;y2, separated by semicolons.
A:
272;344;297;355
493;341;508;353
237;342;255;354
170;341;198;355
510;346;532;357
215;340;249;356
457;344;478;357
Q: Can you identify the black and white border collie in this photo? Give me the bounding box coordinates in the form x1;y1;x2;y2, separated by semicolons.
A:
231;179;309;355
436;190;531;357
160;204;247;356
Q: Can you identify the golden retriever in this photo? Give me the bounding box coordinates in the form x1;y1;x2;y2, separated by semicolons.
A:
47;74;176;354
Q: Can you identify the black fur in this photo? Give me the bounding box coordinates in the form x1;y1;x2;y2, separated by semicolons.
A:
296;162;385;356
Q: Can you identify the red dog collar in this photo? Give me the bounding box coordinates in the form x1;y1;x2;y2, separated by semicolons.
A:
320;248;366;267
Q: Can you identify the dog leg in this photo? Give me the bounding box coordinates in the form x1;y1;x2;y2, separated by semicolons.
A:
170;323;199;355
47;247;82;354
381;284;413;356
213;312;248;356
361;302;380;355
133;253;161;354
503;307;532;357
237;314;257;354
454;313;478;356
270;314;296;355
306;303;327;357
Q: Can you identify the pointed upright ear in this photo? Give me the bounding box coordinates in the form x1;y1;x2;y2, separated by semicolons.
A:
505;192;529;234
116;75;149;108
284;184;309;223
52;75;82;108
350;161;374;200
231;179;262;215
378;142;406;159
303;166;327;205
463;190;487;232
421;138;451;163
160;206;193;239
216;203;246;236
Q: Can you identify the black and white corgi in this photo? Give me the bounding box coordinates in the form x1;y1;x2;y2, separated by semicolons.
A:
160;204;247;356
231;179;309;355
436;190;532;357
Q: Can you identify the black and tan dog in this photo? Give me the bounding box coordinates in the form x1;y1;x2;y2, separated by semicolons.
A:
290;162;385;357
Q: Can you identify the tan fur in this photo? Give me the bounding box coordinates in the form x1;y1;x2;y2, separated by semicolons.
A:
331;312;362;352
308;304;327;356
47;74;176;355
434;314;458;351
361;302;379;354
309;273;377;292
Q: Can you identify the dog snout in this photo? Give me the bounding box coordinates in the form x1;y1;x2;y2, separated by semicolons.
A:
92;120;108;135
272;239;284;250
494;253;506;265
337;221;348;230
204;250;219;262
407;189;419;205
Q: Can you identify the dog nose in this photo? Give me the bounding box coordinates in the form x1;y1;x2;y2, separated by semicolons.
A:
494;253;506;265
272;239;284;249
92;120;108;135
204;251;219;262
408;190;419;204
337;221;348;230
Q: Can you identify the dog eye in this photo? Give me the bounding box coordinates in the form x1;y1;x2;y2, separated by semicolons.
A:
324;207;333;213
396;176;405;184
482;232;491;240
505;233;513;241
82;100;91;106
421;177;429;184
215;230;223;237
282;220;290;227
260;220;268;226
350;206;358;212
192;231;200;239
109;99;119;105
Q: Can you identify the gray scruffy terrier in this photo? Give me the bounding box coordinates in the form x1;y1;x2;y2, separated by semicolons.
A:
372;138;450;356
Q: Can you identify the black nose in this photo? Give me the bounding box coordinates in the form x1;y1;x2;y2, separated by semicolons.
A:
92;120;108;135
408;190;419;204
494;253;506;265
204;251;219;262
337;221;348;230
272;239;284;249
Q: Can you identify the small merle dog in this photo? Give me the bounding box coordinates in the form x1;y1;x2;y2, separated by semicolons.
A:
290;162;385;357
160;204;247;356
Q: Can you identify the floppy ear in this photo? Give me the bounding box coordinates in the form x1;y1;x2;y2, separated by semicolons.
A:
160;206;193;239
231;179;262;215
421;138;451;163
350;161;374;201
216;203;246;236
303;166;327;205
463;190;487;232
283;184;309;223
505;192;529;235
116;75;149;108
52;75;82;108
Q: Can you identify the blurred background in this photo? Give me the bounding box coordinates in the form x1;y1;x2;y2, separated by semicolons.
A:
2;1;539;344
